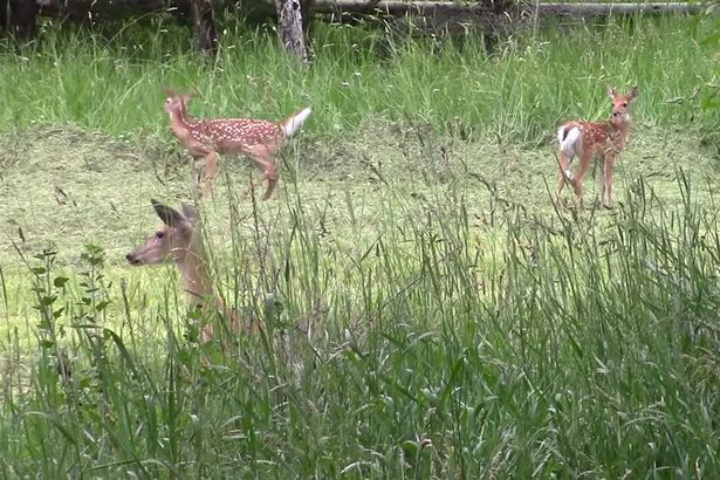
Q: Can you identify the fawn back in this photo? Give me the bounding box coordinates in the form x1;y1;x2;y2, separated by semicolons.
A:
163;88;311;200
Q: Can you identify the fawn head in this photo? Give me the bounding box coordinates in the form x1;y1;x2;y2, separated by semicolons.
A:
607;85;638;123
163;87;197;115
126;200;200;266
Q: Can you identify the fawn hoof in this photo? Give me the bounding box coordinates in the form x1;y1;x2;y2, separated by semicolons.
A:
200;181;214;198
262;179;278;201
555;197;575;210
241;179;256;199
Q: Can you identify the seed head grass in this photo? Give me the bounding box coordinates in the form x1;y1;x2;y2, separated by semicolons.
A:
1;13;720;478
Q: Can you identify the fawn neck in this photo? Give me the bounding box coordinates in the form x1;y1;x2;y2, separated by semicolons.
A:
168;101;198;137
607;114;631;150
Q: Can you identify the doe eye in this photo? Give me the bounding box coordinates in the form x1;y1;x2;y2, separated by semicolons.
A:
155;231;165;239
622;102;628;108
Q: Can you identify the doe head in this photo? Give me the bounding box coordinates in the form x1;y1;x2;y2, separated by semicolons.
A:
607;85;638;121
126;199;200;266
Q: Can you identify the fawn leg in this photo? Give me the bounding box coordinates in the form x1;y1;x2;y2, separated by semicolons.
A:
599;157;606;205
556;151;573;205
202;150;219;198
602;154;615;208
246;146;279;200
261;160;279;200
572;149;593;209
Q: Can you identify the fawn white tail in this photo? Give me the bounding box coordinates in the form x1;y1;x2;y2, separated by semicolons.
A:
282;107;312;137
164;88;312;200
556;85;638;209
126;200;264;343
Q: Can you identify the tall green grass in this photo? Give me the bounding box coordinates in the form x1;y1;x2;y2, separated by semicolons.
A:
2;174;720;477
2;13;720;478
0;14;717;143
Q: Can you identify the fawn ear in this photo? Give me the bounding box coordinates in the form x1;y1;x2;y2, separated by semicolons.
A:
188;87;198;96
164;87;177;98
606;86;619;99
151;199;185;229
181;203;200;225
628;86;638;102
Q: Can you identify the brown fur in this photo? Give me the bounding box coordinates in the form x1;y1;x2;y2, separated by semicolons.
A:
126;200;264;343
164;88;310;200
556;86;638;209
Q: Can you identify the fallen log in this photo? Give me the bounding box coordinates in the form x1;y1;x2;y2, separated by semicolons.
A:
314;0;499;15
313;0;710;16
533;2;710;15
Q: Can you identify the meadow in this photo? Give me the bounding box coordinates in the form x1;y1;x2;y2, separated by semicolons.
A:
1;10;720;478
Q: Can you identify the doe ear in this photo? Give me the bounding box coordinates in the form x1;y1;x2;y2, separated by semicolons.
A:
628;85;638;101
151;199;185;228
606;86;619;99
180;203;200;225
188;86;198;96
163;87;177;98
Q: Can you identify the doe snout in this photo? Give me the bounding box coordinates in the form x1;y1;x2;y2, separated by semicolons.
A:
126;253;142;265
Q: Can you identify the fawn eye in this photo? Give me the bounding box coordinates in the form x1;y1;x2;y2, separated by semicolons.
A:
622;102;628;108
155;231;165;239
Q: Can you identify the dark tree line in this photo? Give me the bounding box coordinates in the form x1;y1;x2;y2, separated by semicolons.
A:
1;0;705;56
1;1;225;54
1;0;534;59
0;0;311;59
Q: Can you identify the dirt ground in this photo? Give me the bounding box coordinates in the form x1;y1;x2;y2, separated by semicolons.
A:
0;122;717;333
1;122;717;267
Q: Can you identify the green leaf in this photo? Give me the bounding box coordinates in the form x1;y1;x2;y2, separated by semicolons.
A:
40;295;57;306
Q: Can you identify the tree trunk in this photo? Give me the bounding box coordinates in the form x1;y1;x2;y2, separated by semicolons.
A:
31;0;220;54
301;0;316;37
190;0;219;55
0;0;39;40
0;0;6;37
275;0;308;62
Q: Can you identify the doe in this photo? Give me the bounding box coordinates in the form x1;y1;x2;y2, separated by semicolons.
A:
164;87;311;200
556;85;638;209
126;200;263;343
